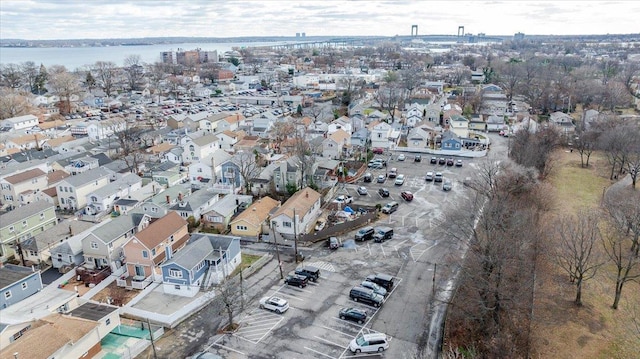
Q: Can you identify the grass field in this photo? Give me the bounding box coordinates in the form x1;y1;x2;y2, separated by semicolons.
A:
531;149;640;359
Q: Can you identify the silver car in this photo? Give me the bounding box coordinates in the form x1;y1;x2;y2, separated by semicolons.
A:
357;186;368;195
443;179;452;191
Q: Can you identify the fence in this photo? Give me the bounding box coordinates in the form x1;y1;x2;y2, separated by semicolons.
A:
241;254;273;278
300;211;377;243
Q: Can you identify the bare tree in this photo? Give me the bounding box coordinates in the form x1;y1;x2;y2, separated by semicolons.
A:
574;127;599;168
0;63;23;89
625;135;640;188
115;123;144;173
146;62;166;104
621;62;640;100
303;102;325;123
375;79;405;124
92;61;118;97
216;276;243;332
600;226;640;310
0;88;33;120
20;61;39;93
48;70;81;115
599;124;639;180
123;55;145;91
554;210;604;306
234;150;262;194
603;186;640;256
495;59;524;101
509;126;561;179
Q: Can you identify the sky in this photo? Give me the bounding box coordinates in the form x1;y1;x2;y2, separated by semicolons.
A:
1;0;638;40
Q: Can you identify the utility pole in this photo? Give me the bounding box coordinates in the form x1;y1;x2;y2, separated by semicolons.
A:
271;224;284;279
293;208;299;262
146;318;158;359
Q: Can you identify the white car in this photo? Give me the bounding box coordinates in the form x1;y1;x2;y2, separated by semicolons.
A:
394;174;405;186
259;296;289;314
397;154;406;161
357;186;368;195
333;195;354;204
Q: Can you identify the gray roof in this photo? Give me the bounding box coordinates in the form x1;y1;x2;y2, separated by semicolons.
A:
192;134;219;146
0;264;37;290
0;201;54;227
24;220;95;251
149;184;190;206
208;194;252;217
67;301;119;321
89;173;141;198
164;233;237;270
170;189;219;213
89;212;147;244
62;167;112;187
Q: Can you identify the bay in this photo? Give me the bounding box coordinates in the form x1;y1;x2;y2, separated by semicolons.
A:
0;41;286;70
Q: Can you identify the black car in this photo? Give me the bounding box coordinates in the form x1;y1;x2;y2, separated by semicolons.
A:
363;173;373;182
284;274;308;288
430;156;437;164
414;154;422;162
295;266;321;282
438;157;446;165
365;273;395;291
378;188;390;197
339;307;368;324
446;158;454;166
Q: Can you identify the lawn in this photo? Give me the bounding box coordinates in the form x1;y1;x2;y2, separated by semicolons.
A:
531;149;640;359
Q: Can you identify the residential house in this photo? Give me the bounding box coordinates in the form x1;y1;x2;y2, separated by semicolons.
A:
0;114;39;131
273;157;303;193
198;112;228;133
0;311;112;359
370;121;397;149
20;219;94;266
0;264;43;309
188;149;232;185
216;113;244;132
0;168;48;209
407;126;432;148
81;212;151;270
56;167;111;211
229;197;280;237
549;111;576;135
441;130;463;151
4;133;47;152
183;134;219;163
83;173;142;216
487;114;507;132
0;201;57;262
170;189;220;220
216;130;242;150
161;234;241;297
121;211;189;284
139;185;191;218
64;155;100;175
449;115;470;138
468;116;487;132
322;128;350;159
152;169;186;188
219;156;244;191
42;135;75;152
350;128;369;148
50;220;100;271
270;187;322;239
202;194;253;231
165;146;184;164
328;116;353;135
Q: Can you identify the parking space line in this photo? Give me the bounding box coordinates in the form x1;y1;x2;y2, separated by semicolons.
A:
380;244;386;257
314;335;347;348
254;317;284;344
209;342;246;355
305;346;337;359
320;324;357;338
394;239;408;248
232;333;260;344
332;316;371;329
236;323;279;333
281;286;314;294
272;291;305;301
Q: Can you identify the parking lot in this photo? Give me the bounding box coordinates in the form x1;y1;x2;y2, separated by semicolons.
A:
193;152;486;358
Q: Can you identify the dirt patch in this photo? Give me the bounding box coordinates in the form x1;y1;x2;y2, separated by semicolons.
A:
90;281;140;306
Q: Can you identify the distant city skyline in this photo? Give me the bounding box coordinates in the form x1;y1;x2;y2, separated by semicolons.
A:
1;0;638;41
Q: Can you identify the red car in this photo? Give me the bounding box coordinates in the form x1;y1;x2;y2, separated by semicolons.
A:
372;148;384;154
400;191;414;201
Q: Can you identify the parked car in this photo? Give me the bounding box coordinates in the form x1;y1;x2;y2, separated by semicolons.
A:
294;266;321;282
381;201;399;214
360;280;388;297
314;220;326;232
438;157;446;165
349;286;384;307
443;179;453;191
259;296;289;313
365;273;395;291
373;226;394;243
339;307;368;324
355;226;375;241
333;195;354;204
370;162;384;169
378;188;390;197
401;191;414;201
430;156;437;164
446;158;454;166
284;274;308;288
397;154;406;161
328;236;341;250
425;171;434;182
394;174;405;185
377;174;386;183
349;333;390;354
363;173;373;182
455;159;463;167
372;148;384;154
388;168;397;178
434;172;443;182
357;186;368;195
414;154;422;162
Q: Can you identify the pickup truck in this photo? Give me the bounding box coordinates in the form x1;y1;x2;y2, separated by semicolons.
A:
333;195;354;204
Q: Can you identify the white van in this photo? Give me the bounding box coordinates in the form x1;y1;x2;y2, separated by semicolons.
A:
349;332;390;353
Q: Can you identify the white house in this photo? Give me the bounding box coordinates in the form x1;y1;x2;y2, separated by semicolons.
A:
56;167;112;211
322;129;350;159
328;116;353;135
216;130;241;150
183;134;219;163
0;114;39;131
84;173;142;215
370;122;395;149
270;187;322;239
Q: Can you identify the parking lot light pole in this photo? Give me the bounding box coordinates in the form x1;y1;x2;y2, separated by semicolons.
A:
271;223;284;279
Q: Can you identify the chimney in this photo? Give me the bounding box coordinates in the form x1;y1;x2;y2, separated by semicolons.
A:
305;191;309;198
166;195;170;204
69;225;73;236
235;198;239;205
178;192;183;202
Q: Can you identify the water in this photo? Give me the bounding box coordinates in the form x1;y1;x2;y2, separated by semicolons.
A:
0;41;286;69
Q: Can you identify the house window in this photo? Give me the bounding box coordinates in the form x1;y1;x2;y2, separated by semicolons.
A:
236;225;248;231
40;212;45;220
169;269;182;278
8;226;14;232
151;207;157;213
283;221;292;228
142;250;149;258
4;291;11;299
106;318;111;325
151;248;156;256
21;282;28;290
90;241;98;249
22;220;27;228
212;216;223;223
28;250;37;256
3;195;12;201
61;198;65;204
174;285;181;290
91;196;98;203
170;235;174;242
